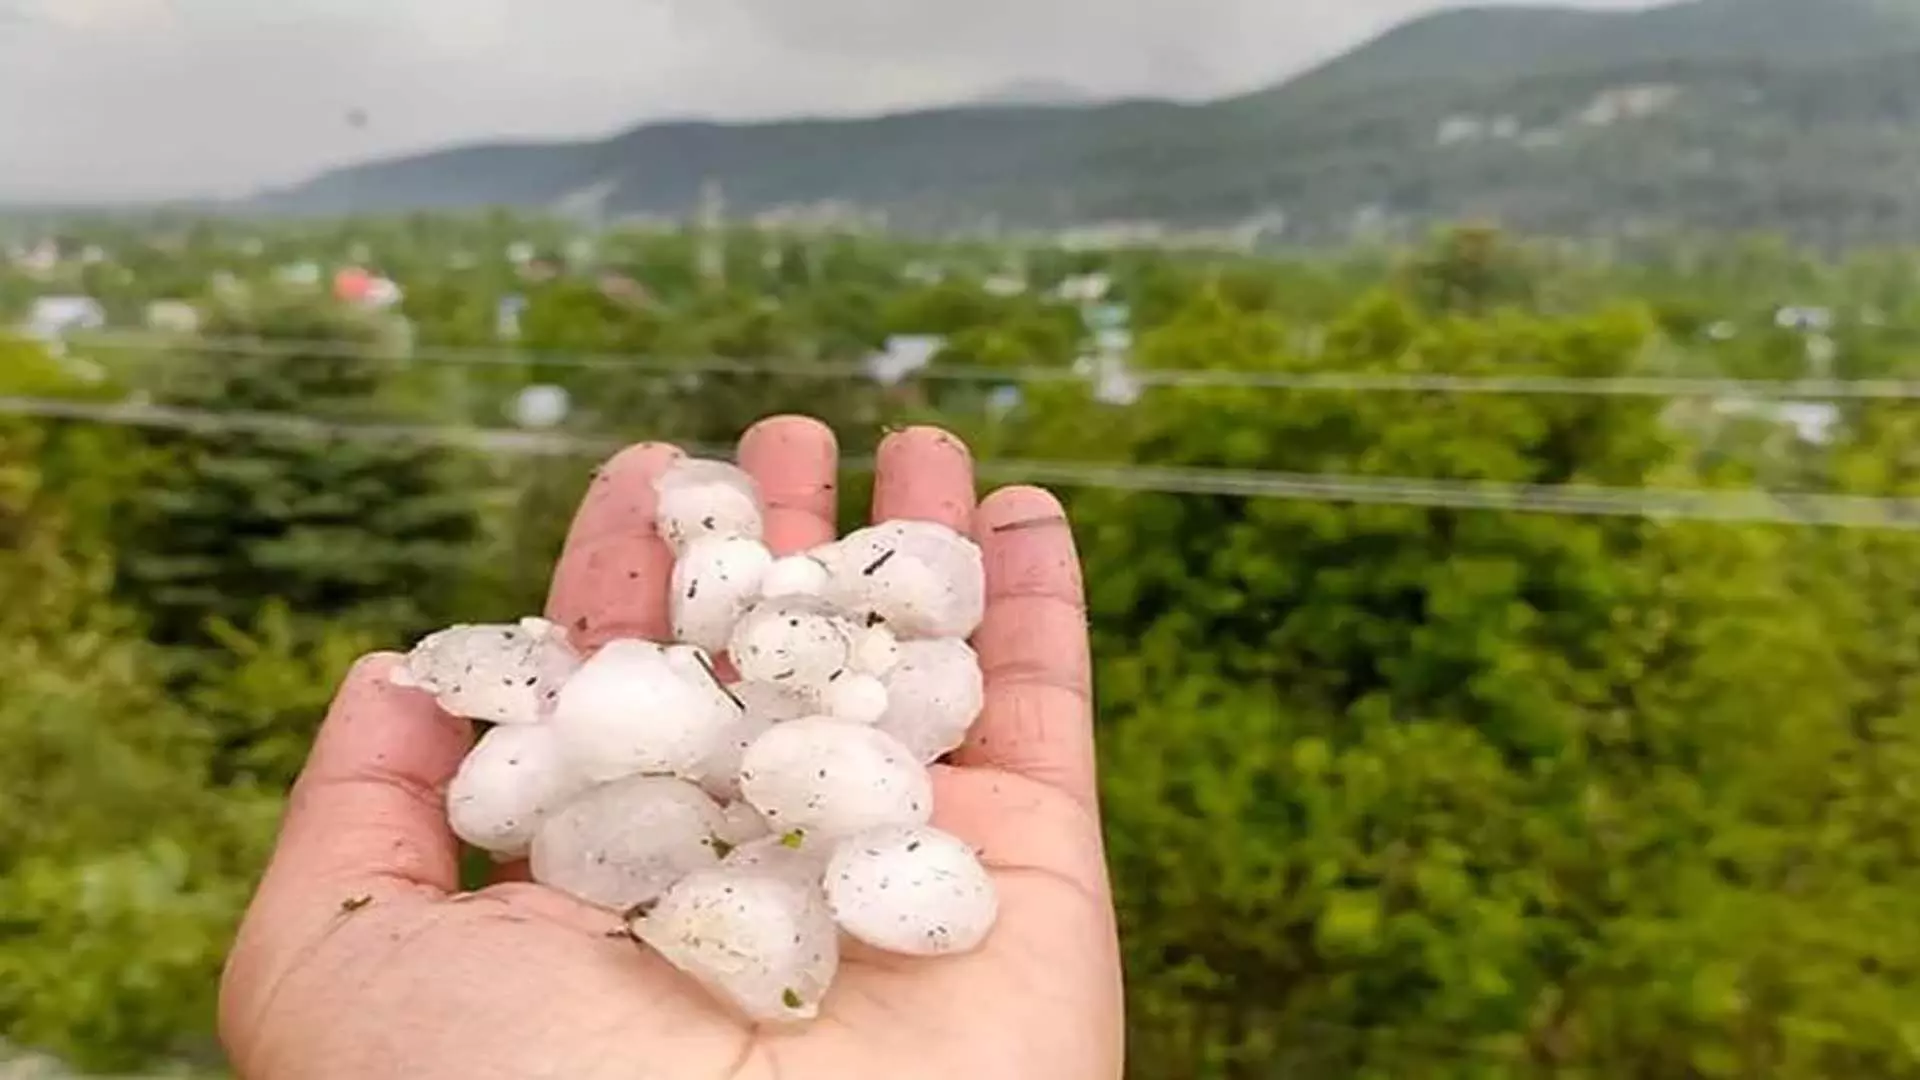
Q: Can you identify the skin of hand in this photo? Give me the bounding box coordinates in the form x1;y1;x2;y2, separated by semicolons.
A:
217;419;1126;1080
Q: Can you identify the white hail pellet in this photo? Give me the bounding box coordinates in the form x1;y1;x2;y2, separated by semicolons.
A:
760;554;830;600
848;623;902;677
729;598;854;694
530;776;729;911
391;616;581;725
672;537;775;654
446;724;590;859
821;520;986;639
824;824;998;957
692;705;774;804
721;833;832;888
876;638;986;764
733;680;813;723
548;640;741;783
631;866;840;1024
821;673;889;725
715;801;774;849
655;459;763;555
738;718;932;840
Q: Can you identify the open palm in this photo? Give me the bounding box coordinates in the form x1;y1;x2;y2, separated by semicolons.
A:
218;419;1125;1080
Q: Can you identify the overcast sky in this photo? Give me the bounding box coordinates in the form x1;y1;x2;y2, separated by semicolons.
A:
0;0;1656;202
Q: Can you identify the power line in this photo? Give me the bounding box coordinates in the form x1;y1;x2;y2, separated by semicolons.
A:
65;332;1920;400
7;393;1919;530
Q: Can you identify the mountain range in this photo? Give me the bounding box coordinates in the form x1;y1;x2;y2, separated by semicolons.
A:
258;0;1920;246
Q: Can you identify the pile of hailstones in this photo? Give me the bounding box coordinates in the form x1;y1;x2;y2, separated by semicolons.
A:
391;459;996;1025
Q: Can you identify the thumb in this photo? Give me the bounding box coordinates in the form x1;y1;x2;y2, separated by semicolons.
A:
221;653;472;1041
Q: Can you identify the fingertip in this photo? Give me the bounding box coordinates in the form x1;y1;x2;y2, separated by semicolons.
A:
606;440;688;472
567;441;685;547
548;440;683;646
879;424;974;466
873;425;976;530
333;650;452;729
298;650;473;797
743;413;836;452
740;415;840;555
975;485;1070;533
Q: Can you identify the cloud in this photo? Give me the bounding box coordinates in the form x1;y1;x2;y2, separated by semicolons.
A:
23;0;176;30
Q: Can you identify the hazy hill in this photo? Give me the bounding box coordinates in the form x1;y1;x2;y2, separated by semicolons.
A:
967;79;1102;107
1281;0;1920;96
254;0;1920;245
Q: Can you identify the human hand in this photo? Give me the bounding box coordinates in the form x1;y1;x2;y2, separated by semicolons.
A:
218;419;1125;1080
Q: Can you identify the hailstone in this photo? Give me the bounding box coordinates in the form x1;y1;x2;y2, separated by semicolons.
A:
692;706;774;803
391;617;581;724
715;801;774;849
529;776;727;911
738;718;932;839
820;520;985;639
876;639;986;764
729;598;855;693
760;554;830;600
655;459;762;555
821;673;889;725
425;474;1004;1024
672;537;774;654
824;825;998;957
721;833;831;888
631;866;840;1023
447;724;590;859
548;640;740;783
848;623;902;677
732;680;812;723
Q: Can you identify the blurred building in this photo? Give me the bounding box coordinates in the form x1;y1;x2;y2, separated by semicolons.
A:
144;300;201;334
866;334;945;386
23;295;106;341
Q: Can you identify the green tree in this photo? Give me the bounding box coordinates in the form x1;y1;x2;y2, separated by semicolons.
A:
1002;279;1920;1077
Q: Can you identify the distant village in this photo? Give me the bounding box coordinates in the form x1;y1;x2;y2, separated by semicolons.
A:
3;204;1870;455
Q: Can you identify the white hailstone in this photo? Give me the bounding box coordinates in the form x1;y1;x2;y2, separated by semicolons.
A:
715;801;774;849
530;776;728;911
655;459;762;555
760;554;830;601
733;680;813;723
391;616;581;725
693;705;774;803
848;623;902;677
630;866;839;1024
876;639;986;764
824;825;998;957
446;725;590;858
549;640;741;783
722;833;831;888
738;718;932;840
821;673;889;725
672;537;775;654
729;598;854;694
821;521;986;640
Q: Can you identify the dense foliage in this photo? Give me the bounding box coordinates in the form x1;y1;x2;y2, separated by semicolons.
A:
3;215;1920;1078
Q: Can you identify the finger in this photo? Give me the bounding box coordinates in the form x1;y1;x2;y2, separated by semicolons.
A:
270;653;473;895
955;486;1098;812
546;442;682;649
871;425;975;529
739;415;838;555
225;654;472;1021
